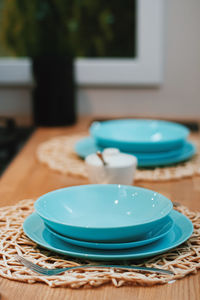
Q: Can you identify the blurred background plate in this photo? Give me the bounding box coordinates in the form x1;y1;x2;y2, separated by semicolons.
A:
75;137;196;167
90;120;189;152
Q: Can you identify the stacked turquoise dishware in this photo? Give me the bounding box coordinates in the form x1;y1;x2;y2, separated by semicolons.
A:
23;184;193;261
75;119;196;167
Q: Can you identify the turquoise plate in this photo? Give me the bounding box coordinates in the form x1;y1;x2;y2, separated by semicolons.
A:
46;215;173;250
75;137;196;167
34;185;173;242
90;120;189;152
23;210;193;261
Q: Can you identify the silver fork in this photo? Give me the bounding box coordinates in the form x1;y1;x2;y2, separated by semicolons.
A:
16;255;173;276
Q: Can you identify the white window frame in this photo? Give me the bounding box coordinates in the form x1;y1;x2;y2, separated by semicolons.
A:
0;0;165;87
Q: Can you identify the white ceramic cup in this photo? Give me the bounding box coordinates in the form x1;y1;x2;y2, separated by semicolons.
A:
85;148;137;185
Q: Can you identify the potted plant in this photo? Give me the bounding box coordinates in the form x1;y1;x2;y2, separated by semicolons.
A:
0;0;78;126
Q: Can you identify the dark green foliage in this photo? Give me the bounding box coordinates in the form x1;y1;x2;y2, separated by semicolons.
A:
0;0;136;58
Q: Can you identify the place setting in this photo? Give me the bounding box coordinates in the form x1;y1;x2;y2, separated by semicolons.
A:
2;182;197;289
36;118;200;182
22;184;193;263
76;119;196;167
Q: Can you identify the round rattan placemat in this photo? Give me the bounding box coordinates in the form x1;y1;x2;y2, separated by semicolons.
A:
0;199;199;288
36;134;200;182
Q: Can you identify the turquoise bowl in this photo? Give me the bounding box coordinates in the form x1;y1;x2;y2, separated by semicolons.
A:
34;184;173;242
90;119;189;152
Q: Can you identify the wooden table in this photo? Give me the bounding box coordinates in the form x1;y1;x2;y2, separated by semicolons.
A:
0;117;199;300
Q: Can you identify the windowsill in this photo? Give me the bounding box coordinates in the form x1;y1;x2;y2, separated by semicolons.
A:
0;57;163;88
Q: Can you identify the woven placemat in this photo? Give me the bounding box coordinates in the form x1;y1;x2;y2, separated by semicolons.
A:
36;134;200;181
0;199;199;288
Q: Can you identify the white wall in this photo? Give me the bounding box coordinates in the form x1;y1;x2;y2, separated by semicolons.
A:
0;0;200;121
78;0;200;119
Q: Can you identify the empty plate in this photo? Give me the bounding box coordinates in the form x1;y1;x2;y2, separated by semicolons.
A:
46;215;174;250
75;137;196;167
23;210;193;261
90;119;189;152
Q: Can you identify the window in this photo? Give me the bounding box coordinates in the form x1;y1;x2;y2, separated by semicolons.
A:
0;0;164;86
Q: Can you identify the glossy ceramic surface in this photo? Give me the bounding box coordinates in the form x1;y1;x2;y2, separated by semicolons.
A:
90;120;189;152
23;210;193;261
75;137;196;167
34;185;173;242
76;137;187;160
46;215;174;250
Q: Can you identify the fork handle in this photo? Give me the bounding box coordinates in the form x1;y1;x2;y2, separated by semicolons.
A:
61;265;173;275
